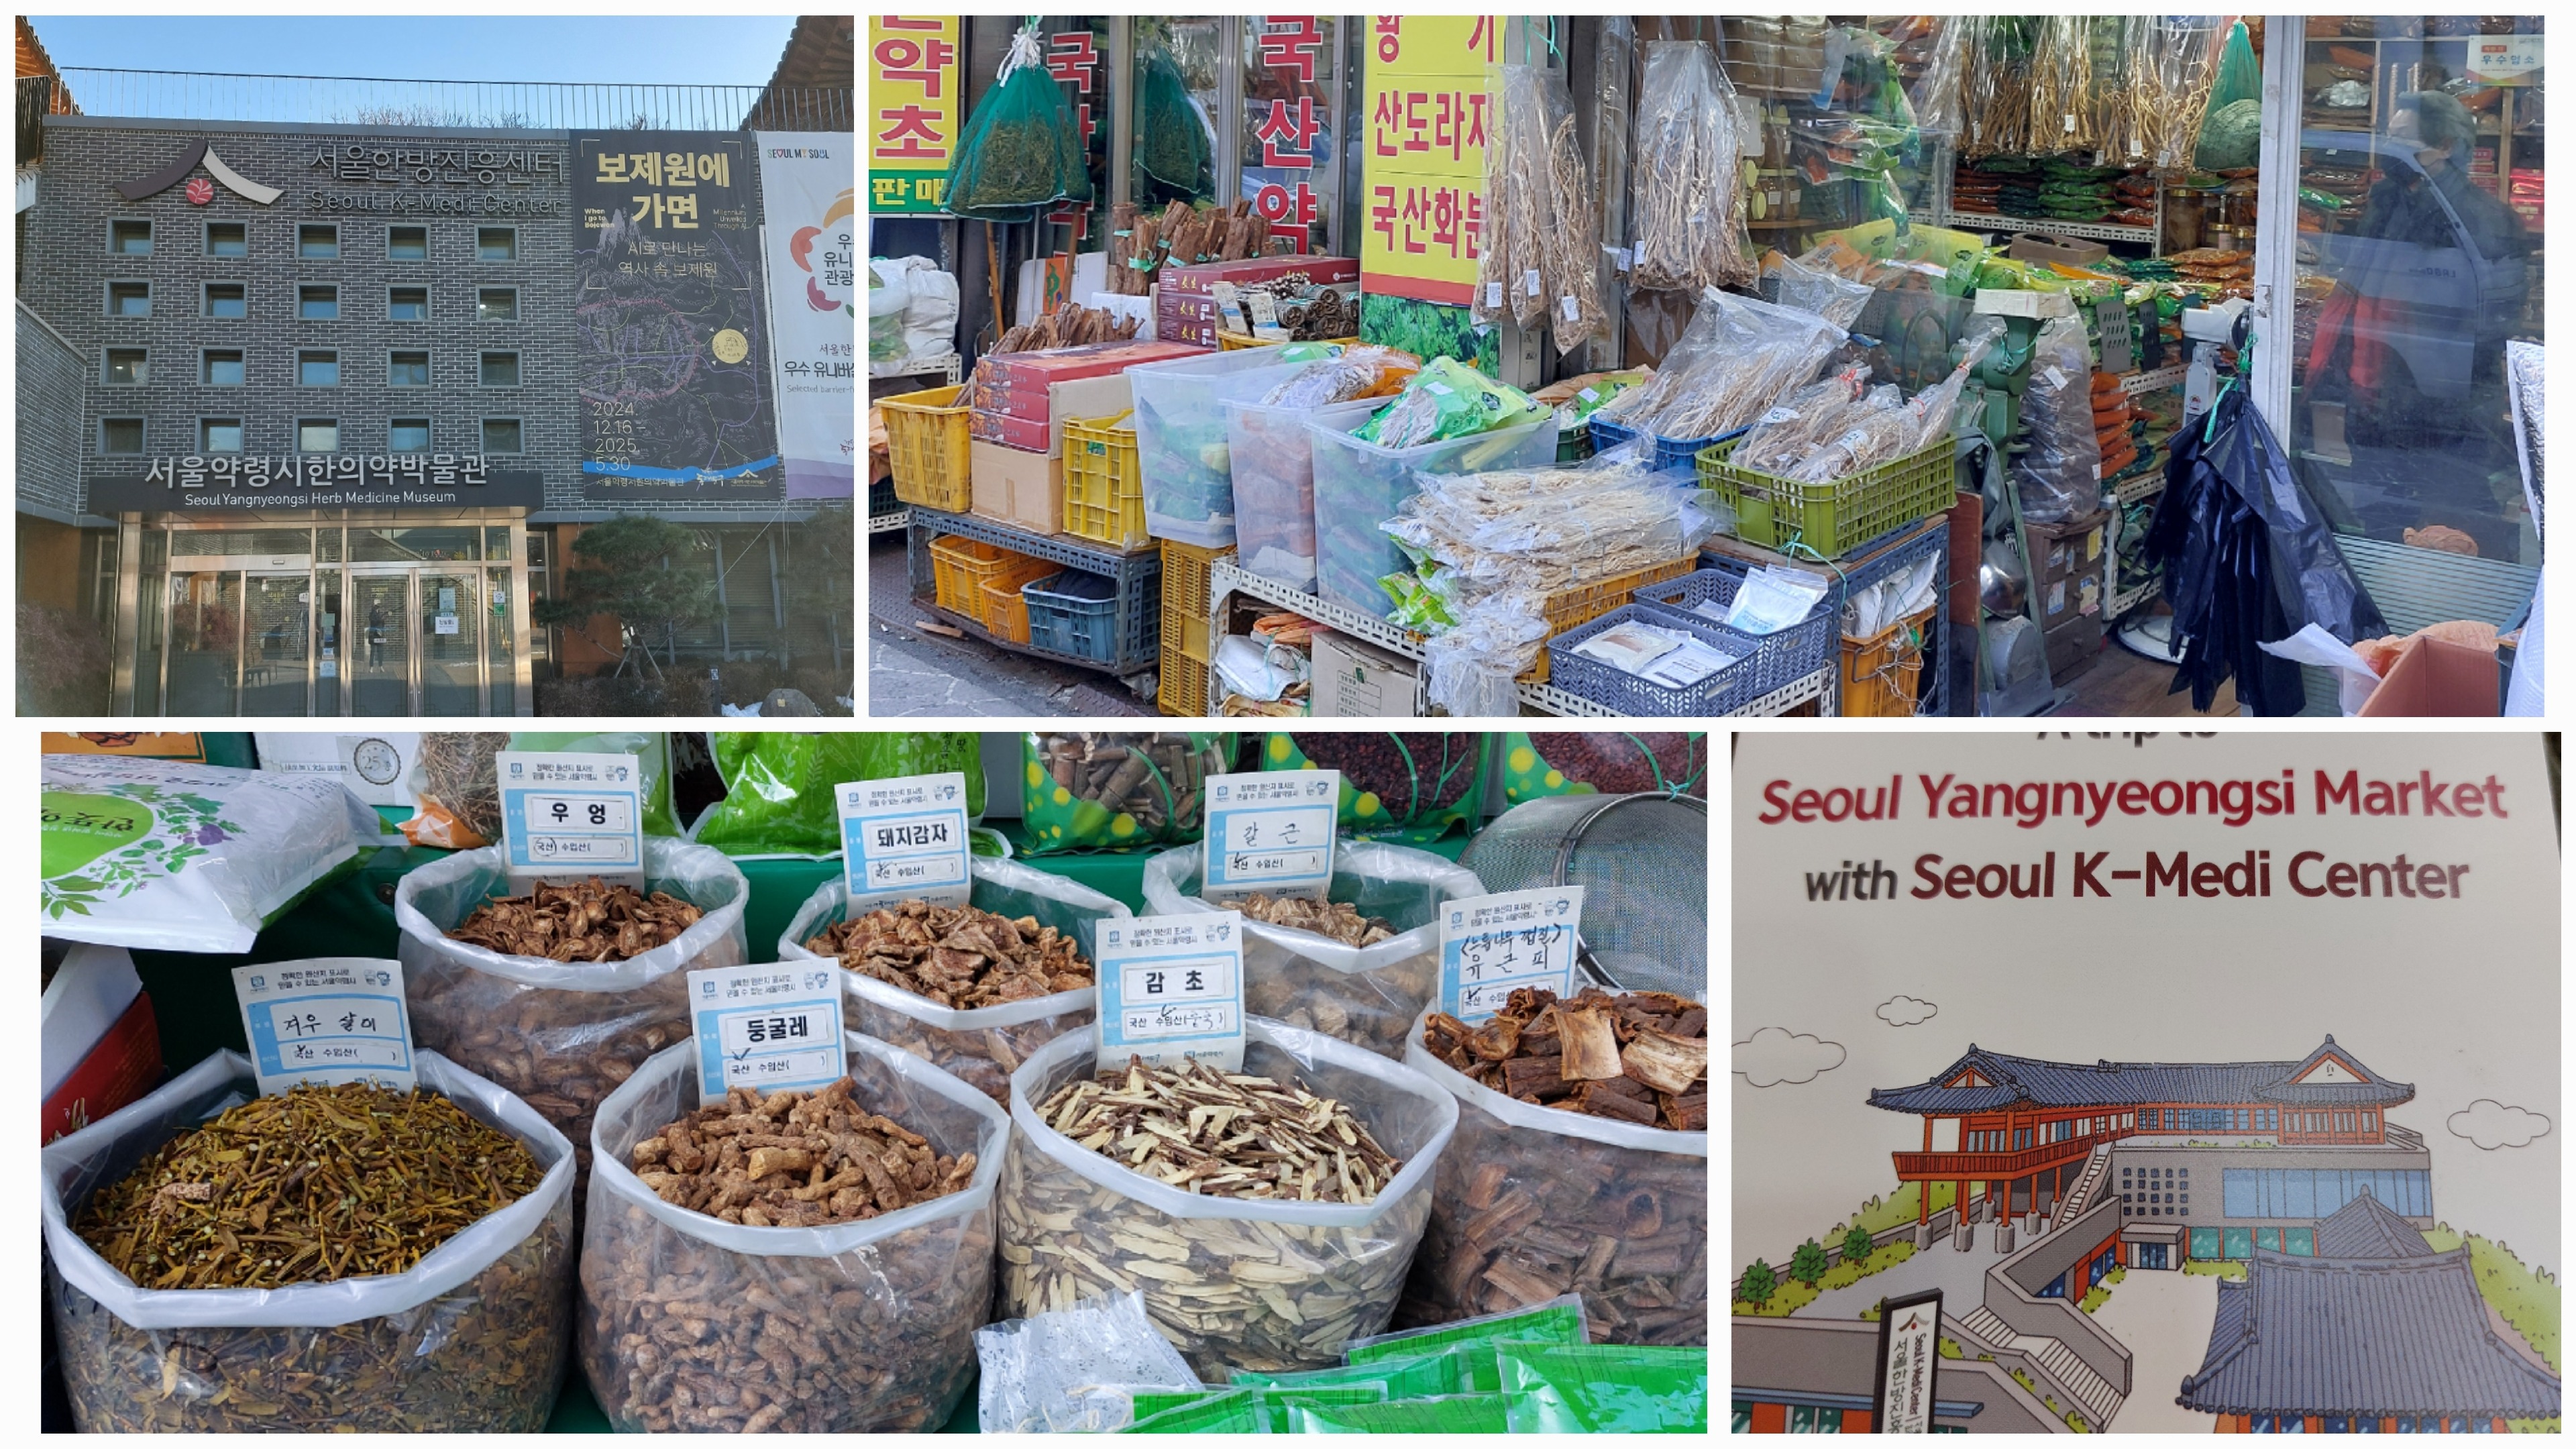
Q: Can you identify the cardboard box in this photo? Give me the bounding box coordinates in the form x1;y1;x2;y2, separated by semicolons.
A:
43;993;159;1144
2027;509;2108;620
2356;635;2500;716
968;438;1066;536
1310;631;1423;718
968;372;1132;455
2007;232;2112;268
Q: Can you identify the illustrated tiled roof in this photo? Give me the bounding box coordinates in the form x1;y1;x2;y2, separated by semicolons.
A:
1866;1036;2414;1114
2178;1194;2560;1419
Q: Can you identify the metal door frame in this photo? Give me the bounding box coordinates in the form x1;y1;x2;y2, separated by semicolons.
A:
412;564;492;718
241;568;317;717
156;555;315;716
341;564;423;717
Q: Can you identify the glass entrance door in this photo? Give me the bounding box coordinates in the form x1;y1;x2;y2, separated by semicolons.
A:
420;571;483;716
347;572;413;716
242;574;311;716
163;570;242;714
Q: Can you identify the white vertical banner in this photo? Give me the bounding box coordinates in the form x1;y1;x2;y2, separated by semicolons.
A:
755;131;856;500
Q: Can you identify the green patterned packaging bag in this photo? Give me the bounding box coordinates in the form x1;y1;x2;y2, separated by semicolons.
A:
1020;733;1229;854
690;731;983;857
1497;732;1708;805
1282;1394;1511;1433
1497;1342;1709;1433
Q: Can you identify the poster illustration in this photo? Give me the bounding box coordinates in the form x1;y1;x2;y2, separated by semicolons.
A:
756;131;855;500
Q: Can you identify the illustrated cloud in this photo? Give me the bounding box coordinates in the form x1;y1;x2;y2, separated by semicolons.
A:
2447;1099;2551;1150
1877;995;1939;1028
1733;1027;1846;1087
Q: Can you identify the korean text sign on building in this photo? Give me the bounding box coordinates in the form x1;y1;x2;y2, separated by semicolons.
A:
869;16;960;213
1362;15;1500;305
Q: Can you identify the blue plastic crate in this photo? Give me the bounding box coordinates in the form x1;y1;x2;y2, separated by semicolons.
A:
1024;570;1124;663
1546;602;1824;715
1621;568;1837;693
1672;514;1951;715
1589;415;1746;475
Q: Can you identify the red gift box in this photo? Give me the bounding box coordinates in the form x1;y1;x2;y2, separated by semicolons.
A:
969;339;1203;423
1155;256;1358;348
42;991;160;1144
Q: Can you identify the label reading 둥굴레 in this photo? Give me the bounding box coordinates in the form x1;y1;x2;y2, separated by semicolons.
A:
496;750;643;883
689;962;847;1106
233;957;416;1095
839;771;971;912
1440;885;1583;1022
1201;769;1340;900
1095;912;1246;1073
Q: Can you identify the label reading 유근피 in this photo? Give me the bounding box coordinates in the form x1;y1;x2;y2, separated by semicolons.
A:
839;771;971;912
688;962;847;1106
1201;769;1339;900
233;957;416;1095
496;750;644;883
1440;886;1584;1022
1095;912;1246;1073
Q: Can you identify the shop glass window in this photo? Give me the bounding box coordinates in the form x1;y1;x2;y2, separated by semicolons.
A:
482;417;523;453
476;226;517;261
1239;15;1338;252
110;219;152;255
203;350;245;386
2290;16;2544;567
298;223;339;258
480;352;520;387
387;225;429;260
299;419;339;453
106;281;150;317
388;351;431;387
205;221;247;256
299;350;339;386
1133;21;1222;207
478;287;518;321
388;418;432;453
204;282;247;318
201;418;244;453
100;419;144;455
389;285;429;321
104;348;148;385
299;284;338;320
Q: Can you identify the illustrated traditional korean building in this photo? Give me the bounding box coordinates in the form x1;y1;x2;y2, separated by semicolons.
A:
1868;1037;2430;1271
2177;1190;2560;1432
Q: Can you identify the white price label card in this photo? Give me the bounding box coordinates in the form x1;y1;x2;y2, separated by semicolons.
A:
1248;290;1279;326
1560;294;1580;322
1485;281;1503;309
839;771;971;911
497;750;644;881
1440;887;1583;1022
688;962;847;1106
1523;268;1542;297
1096;912;1245;1073
233;957;415;1094
1201;769;1339;899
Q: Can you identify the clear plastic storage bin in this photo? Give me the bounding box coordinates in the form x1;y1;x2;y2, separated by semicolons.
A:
1222;395;1383;596
1308;416;1560;619
1128;347;1313;549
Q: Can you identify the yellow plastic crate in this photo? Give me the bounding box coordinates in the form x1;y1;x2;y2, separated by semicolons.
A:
1159;538;1234;665
881;384;973;512
1159;646;1210;716
1523;556;1698;683
977;556;1060;641
1841;606;1936;718
1217;331;1360;351
1062;410;1149;549
928;536;1039;619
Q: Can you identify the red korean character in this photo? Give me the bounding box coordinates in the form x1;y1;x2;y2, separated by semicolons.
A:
1047;32;1096;92
873;34;956;96
1254;97;1318;168
1432;90;1458;160
1430;184;1463;257
1462;189;1482;259
1399;184;1431;255
1402;90;1432;155
1468;16;1497;62
875;105;946;160
1369;183;1398;252
1374;16;1401;64
1370;91;1403;158
1257;17;1323;82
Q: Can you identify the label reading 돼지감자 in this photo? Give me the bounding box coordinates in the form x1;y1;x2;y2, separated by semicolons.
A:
496;750;643;883
1201;769;1340;900
233;957;416;1095
1095;912;1246;1073
1440;885;1584;1022
688;961;847;1106
839;771;971;912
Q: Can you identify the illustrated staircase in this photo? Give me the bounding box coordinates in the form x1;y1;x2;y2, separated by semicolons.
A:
1958;1306;2127;1429
2053;1142;2117;1222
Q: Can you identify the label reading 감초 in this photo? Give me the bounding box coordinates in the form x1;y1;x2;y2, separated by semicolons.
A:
1201;769;1340;900
688;962;847;1106
1096;912;1246;1073
1440;885;1584;1023
233;957;416;1095
497;750;644;883
839;771;971;912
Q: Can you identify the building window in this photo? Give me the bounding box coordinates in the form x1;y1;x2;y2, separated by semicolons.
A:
476;226;517;261
477;286;518;322
388;285;429;321
299;350;339;386
99;418;145;455
482;417;523;453
205;221;248;256
203;350;245;386
480;351;520;387
299;419;340;453
104;348;148;385
299;284;339;320
298;223;339;258
105;281;150;318
203;282;247;319
386;224;429;260
109;219;152;255
388;350;431;387
388;418;432;453
201;417;244;453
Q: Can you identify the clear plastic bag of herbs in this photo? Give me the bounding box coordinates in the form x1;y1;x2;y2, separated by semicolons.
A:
945;24;1093;223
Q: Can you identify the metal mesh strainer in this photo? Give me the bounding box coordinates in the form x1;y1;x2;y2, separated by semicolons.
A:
1459;792;1707;1000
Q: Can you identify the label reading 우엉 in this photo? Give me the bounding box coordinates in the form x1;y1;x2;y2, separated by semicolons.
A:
496;750;645;883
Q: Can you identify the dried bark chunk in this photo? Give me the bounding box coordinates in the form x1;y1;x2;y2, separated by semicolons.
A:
806;900;1094;1010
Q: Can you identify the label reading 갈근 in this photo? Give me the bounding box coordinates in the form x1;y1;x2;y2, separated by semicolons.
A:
1201;769;1339;899
839;771;971;912
1095;912;1245;1073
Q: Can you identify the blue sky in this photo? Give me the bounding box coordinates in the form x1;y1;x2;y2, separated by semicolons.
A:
28;16;799;87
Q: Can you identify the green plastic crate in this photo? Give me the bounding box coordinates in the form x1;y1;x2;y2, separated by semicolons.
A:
1696;434;1957;557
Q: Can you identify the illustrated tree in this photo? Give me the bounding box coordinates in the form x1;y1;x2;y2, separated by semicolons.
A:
1843;1224;1877;1265
1737;1258;1778;1306
531;517;720;684
1789;1238;1831;1287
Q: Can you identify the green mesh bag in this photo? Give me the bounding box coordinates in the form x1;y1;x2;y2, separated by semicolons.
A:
2194;21;2263;170
944;24;1092;222
1131;45;1213;205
